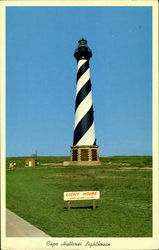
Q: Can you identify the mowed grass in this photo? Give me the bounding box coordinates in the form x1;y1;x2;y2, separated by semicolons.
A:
6;156;152;237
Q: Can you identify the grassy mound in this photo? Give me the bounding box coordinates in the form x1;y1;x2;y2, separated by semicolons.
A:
6;155;152;237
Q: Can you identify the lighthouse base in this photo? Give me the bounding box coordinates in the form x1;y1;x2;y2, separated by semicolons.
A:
63;145;101;166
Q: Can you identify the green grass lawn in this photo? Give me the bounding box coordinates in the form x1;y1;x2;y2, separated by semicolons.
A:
6;156;152;237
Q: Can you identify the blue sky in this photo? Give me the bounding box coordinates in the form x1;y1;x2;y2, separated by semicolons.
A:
6;6;152;157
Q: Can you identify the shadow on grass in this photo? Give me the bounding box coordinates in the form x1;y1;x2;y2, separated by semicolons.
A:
64;206;98;210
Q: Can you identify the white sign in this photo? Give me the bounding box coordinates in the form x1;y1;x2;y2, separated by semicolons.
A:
64;191;100;201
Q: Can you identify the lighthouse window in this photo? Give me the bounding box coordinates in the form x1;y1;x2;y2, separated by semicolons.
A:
92;149;97;161
72;150;78;161
81;149;89;161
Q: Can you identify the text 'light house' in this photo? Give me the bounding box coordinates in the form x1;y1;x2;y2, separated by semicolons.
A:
70;38;100;166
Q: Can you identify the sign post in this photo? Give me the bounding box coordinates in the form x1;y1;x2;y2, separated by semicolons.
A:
64;191;100;210
93;199;96;209
67;201;71;210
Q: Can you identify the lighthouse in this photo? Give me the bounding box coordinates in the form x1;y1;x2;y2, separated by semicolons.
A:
69;38;100;166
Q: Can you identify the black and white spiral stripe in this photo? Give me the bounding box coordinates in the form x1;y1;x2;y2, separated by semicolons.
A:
73;59;96;146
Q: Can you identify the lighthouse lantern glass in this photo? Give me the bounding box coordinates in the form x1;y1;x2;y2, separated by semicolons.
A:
78;39;87;47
